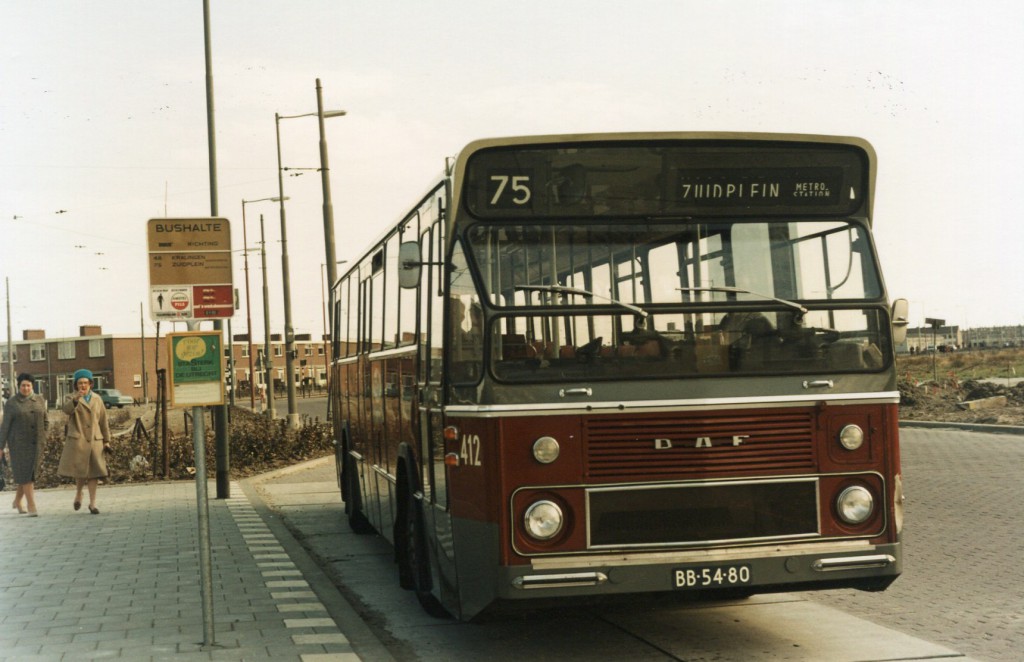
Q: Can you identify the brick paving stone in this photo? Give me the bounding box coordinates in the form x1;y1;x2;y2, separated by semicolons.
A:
278;603;329;612
800;428;1024;662
0;479;375;661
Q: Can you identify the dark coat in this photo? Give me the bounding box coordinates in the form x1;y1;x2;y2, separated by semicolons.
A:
0;393;47;483
57;393;110;479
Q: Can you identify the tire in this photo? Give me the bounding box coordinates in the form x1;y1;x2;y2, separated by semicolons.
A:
103;402;111;409
403;488;449;618
396;487;414;590
342;452;373;535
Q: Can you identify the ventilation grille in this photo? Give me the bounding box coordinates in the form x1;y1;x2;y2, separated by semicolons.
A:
584;410;816;480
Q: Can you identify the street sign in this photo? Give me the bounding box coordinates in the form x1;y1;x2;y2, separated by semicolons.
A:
147;218;234;321
924;317;946;327
167;331;224;407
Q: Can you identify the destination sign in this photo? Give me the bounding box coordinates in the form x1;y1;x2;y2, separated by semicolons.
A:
676;167;844;207
464;141;868;219
149;251;232;286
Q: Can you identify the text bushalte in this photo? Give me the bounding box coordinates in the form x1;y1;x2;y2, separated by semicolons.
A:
154;222;223;233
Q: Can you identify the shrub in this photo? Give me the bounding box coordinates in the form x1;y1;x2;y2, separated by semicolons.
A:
31;406;333;489
107;407;133;428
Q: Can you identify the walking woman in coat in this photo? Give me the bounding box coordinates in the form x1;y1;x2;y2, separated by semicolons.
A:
0;373;47;517
57;369;111;514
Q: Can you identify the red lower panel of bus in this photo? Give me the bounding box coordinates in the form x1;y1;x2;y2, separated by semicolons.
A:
444;403;899;565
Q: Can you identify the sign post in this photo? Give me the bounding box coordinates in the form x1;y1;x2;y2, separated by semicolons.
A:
925;317;946;383
147;217;234;647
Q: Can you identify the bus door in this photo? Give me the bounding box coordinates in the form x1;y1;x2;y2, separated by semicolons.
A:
416;221;458;587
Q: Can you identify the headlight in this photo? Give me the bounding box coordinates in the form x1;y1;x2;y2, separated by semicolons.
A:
532;436;560;464
524;500;563;540
838;424;864;450
836;485;874;524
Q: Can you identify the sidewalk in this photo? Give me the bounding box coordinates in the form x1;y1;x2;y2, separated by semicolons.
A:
0;477;384;661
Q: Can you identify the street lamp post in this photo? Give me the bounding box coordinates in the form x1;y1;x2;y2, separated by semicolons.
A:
321;260;346;394
242;196;287;410
259;213;275;419
320;263;328;393
316;79;345;342
274;112;299;430
275;105;346;429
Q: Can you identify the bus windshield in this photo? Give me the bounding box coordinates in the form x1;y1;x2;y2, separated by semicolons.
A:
460;219;891;383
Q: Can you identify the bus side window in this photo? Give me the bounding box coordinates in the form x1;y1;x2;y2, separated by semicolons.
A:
500;334;533;360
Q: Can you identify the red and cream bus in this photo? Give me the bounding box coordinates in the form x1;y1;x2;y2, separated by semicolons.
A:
330;133;910;620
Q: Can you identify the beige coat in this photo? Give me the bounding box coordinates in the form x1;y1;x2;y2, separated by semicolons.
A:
57;392;111;479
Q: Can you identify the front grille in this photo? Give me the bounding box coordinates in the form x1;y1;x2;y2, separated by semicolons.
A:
588;479;819;548
584;410;815;480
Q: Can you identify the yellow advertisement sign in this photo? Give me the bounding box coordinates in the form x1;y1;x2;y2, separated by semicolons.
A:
167;331;224;407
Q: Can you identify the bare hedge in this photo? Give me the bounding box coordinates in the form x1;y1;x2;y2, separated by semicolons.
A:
24;406;333;489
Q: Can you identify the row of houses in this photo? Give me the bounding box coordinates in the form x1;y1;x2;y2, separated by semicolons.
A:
962;325;1024;348
0;325;332;407
899;324;1024;353
901;325;963;352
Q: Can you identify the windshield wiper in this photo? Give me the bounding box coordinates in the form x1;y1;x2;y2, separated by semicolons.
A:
678;286;808;318
515;285;649;318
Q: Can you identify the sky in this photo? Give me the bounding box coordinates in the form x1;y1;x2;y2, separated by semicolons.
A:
2;0;1023;344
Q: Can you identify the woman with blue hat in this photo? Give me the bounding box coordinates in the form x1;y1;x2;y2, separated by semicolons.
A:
57;368;112;513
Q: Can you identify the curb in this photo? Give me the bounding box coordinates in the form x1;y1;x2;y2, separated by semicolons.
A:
899;420;1024;436
248;453;337;482
241;464;396;661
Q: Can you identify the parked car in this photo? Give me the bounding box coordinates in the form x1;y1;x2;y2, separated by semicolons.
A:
93;388;133;409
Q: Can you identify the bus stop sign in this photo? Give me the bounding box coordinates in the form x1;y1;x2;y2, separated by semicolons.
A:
147;218;234;321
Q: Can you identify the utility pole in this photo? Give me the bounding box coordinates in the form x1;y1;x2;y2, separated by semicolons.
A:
194;0;218;647
5;278;13;397
242;202;256;409
275;113;300;430
275;101;345;429
140;303;148;404
317;79;341;344
260;214;276;419
201;0;229;502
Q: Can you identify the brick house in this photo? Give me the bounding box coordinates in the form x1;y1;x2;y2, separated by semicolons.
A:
2;326;331;407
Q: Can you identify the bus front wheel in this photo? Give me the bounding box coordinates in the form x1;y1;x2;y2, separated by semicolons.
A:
403;489;449;618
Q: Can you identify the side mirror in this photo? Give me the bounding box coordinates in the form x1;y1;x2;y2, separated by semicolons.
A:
398;241;422;289
890;298;909;345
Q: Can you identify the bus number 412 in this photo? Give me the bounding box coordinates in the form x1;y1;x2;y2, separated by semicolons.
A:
460;434;482;467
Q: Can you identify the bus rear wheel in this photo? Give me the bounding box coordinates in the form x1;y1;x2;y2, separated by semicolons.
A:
342;452;373;534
